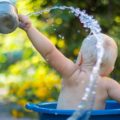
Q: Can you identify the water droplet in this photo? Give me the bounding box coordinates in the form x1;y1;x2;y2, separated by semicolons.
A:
55;112;58;115
85;88;90;92
82;97;87;101
58;34;64;39
78;105;83;109
62;36;64;39
92;91;96;95
77;30;80;33
85;29;89;32
58;34;61;38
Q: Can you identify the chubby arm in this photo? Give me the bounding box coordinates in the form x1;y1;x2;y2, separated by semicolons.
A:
107;78;120;102
19;15;77;77
27;27;76;77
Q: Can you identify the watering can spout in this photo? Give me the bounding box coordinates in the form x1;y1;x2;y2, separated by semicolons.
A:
0;0;19;34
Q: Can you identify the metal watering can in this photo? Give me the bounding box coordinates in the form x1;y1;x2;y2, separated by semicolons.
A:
0;0;19;34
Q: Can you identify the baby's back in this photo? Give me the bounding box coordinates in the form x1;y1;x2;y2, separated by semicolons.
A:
57;69;109;110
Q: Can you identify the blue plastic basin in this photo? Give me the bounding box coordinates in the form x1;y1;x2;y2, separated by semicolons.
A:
26;100;120;120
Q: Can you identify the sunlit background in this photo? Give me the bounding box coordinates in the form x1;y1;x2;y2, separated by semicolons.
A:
0;0;120;119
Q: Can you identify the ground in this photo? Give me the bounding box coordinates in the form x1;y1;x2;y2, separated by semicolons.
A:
0;88;38;120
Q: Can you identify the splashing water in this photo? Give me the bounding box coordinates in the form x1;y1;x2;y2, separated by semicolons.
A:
28;6;101;34
28;6;104;120
58;34;64;39
68;34;104;120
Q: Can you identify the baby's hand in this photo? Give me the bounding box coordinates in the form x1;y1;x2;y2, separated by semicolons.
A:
19;15;32;31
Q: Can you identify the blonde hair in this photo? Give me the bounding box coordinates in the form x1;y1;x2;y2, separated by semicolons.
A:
79;33;118;69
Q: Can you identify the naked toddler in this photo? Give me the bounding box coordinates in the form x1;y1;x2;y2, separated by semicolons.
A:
19;15;120;110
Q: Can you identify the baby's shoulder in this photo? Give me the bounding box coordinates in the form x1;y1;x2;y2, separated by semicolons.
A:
102;77;115;82
100;77;115;88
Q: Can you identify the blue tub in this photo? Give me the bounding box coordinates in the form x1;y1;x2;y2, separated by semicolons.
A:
26;100;120;120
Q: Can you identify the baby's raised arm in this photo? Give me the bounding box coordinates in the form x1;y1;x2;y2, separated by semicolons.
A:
19;15;77;77
107;78;120;102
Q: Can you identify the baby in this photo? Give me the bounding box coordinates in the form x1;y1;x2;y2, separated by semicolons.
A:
19;15;120;110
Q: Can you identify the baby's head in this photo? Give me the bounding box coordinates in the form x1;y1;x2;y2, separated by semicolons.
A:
78;33;118;76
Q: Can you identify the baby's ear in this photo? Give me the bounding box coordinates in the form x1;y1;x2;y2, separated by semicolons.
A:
76;52;83;66
79;55;83;66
